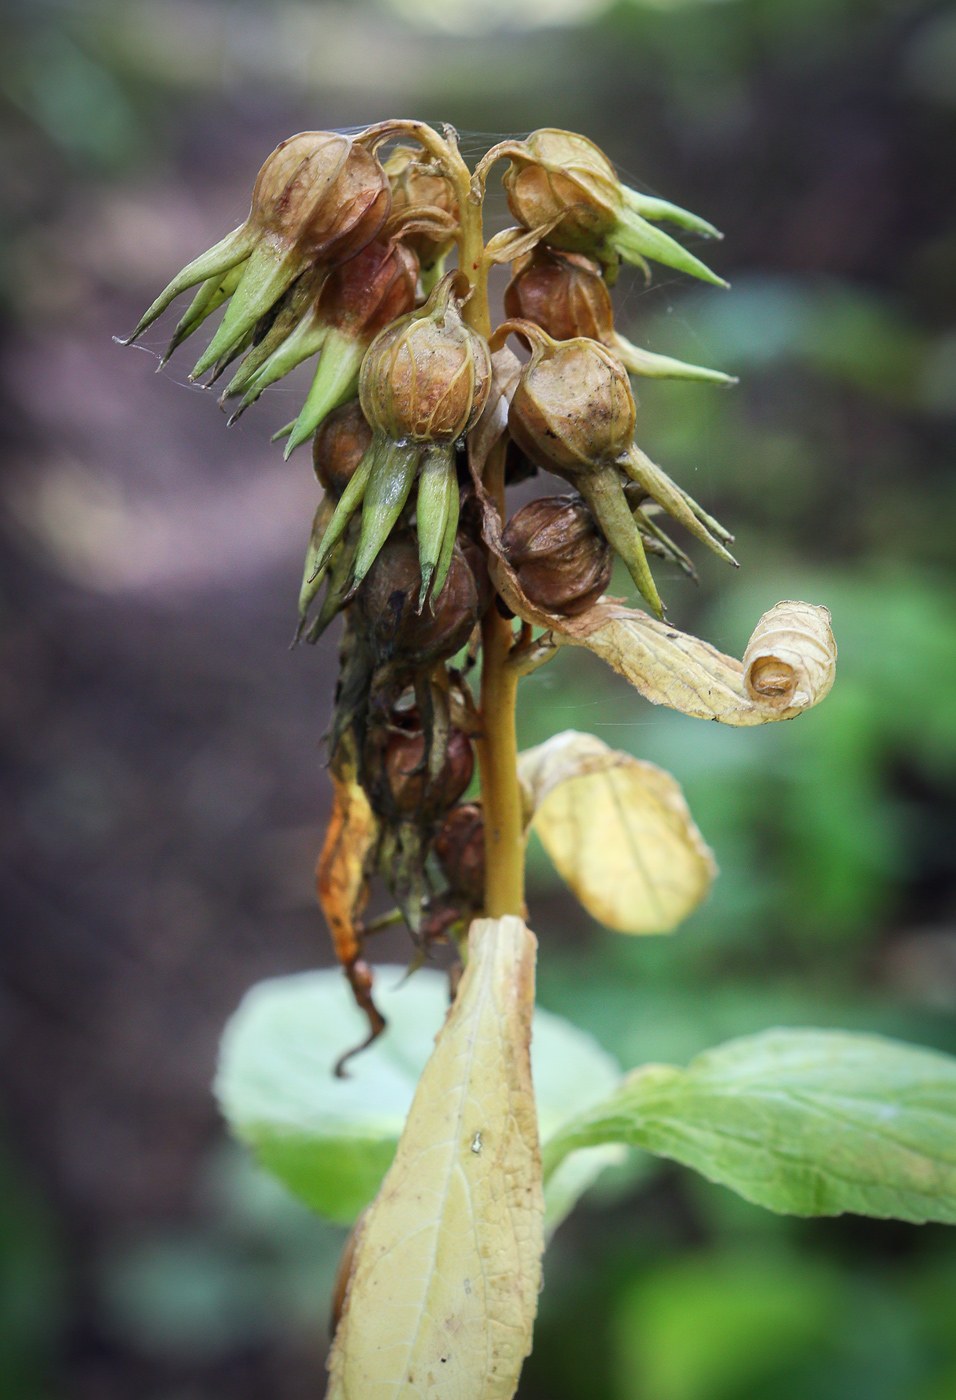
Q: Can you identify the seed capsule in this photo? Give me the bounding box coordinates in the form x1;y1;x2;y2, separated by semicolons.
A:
508;328;635;475
383;145;459;274
504;248;614;345
359;531;479;668
434;802;485;907
504;247;737;385
505;323;660;614
223;240;418;446
313;401;374;498
123;132;391;377
503;495;612;617
360;272;492;444
383;723;474;819
500;128;725;287
311;275;492;601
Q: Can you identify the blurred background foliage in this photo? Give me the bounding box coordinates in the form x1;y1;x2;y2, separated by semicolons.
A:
1;0;955;1397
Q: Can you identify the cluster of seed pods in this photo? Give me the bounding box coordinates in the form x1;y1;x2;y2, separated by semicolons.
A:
123;122;737;1053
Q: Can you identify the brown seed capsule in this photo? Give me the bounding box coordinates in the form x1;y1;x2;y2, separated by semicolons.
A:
508;328;635;477
360;274;492;444
504;248;614;345
384;724;474;818
434;802;485;906
266;133;391;267
499;128;725;287
503;495;612;617
383;145;459;270
312;400;373;498
318;239;419;342
359;532;479;667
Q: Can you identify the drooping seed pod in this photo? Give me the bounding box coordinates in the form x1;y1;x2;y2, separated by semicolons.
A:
504;247;736;385
122;132;391;377
434;802;485;907
358;531;479;668
508;327;635;475
503;495;612;617
382;145;459;279
383;723;474;819
312;400;374;498
504;247;614;345
223;240;418;445
360;272;492;444
311;274;492;606
504;322;662;614
498;128;726;287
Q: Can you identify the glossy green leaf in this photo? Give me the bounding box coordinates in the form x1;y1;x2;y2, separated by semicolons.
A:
215;966;622;1230
541;1029;956;1223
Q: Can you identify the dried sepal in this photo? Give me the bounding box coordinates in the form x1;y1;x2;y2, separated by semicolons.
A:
326;915;544;1400
742;601;837;710
517;731;717;933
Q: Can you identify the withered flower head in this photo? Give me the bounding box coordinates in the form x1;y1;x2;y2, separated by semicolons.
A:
360;272;492;444
501;128;725;287
122;132;391;379
434;802;484;907
504;248;613;345
359;531;479;668
502;494;612;617
313;400;373;498
383;145;459;272
507;324;635;476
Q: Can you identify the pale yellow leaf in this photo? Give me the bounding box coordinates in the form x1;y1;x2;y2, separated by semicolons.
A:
518;731;716;934
326;915;545;1400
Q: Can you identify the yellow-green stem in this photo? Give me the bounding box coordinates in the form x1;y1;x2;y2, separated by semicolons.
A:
446;149;523;918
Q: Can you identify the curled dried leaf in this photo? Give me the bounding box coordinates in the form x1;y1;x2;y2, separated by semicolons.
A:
743;600;837;709
326;915;545;1400
518;731;716;934
316;732;381;968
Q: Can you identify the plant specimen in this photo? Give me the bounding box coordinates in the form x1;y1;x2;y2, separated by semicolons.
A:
123;121;956;1400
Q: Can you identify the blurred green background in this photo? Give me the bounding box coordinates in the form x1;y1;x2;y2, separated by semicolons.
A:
1;0;955;1397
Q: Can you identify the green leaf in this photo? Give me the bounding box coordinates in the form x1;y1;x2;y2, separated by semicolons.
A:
541;1029;956;1223
215;967;622;1230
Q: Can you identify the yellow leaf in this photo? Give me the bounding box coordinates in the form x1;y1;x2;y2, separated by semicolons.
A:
519;731;717;934
326;915;545;1400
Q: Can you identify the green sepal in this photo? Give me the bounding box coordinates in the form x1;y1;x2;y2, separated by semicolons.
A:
612;331;738;387
230;317;330;421
159;261;247;369
577;464;663;618
414;444;458;610
284;330;366;458
191;240;302;380
305;514;362;644
419;254;447;299
610;209;728;289
624;444;737;562
296;496;335;637
349;439;422;592
633;506;699;582
311;437;379;580
620;185;722;240
119;223;255;345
